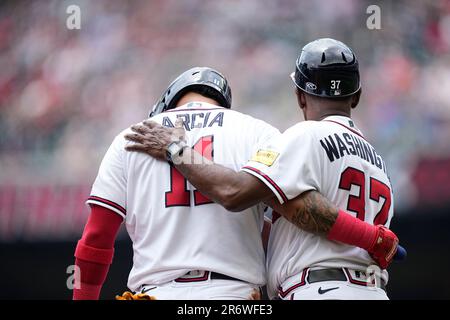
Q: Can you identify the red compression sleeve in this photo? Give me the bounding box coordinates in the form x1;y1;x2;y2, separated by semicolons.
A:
73;205;122;300
327;210;377;251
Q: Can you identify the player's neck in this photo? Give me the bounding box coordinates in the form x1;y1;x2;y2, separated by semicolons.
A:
175;92;220;108
317;110;351;121
305;105;352;121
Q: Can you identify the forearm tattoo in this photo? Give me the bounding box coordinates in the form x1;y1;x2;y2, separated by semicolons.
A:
288;191;338;235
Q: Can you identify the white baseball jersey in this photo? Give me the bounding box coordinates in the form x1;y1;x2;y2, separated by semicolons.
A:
86;101;280;291
241;115;394;298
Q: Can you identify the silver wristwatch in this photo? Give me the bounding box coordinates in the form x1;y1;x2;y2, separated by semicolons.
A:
166;140;188;164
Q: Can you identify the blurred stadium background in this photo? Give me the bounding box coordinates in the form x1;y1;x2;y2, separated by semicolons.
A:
0;0;449;299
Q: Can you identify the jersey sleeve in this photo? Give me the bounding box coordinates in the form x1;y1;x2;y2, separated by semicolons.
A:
241;121;321;204
252;119;281;151
86;133;127;220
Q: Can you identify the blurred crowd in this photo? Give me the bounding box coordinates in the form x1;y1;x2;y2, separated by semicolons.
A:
1;0;450;221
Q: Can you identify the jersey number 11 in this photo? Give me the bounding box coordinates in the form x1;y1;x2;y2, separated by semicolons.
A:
165;135;214;207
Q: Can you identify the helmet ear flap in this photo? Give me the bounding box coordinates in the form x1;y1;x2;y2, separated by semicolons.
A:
149;102;164;117
149;89;169;117
350;88;362;109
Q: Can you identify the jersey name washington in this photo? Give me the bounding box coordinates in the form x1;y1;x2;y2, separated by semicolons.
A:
162;112;224;131
319;132;387;173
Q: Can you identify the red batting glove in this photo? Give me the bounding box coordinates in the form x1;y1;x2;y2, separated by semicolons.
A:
367;225;399;269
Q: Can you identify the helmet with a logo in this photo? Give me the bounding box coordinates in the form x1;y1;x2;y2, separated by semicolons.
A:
149;67;232;117
291;38;361;98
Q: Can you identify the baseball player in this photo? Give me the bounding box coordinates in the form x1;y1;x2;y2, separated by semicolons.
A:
73;67;275;299
74;66;369;300
126;39;400;300
74;64;398;300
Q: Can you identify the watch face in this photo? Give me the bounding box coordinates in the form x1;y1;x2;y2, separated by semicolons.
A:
167;142;180;155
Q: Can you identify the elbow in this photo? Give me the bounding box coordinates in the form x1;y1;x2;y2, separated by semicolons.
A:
83;228;106;246
222;201;243;212
219;186;248;212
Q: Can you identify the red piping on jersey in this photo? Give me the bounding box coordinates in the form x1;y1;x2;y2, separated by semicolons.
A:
163;108;225;113
272;211;281;224
242;166;288;203
322;120;367;141
343;268;372;286
174;271;210;283
278;268;309;298
87;196;126;215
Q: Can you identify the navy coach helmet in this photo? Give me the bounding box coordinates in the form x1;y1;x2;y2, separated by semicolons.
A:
291;38;361;98
149;67;232;117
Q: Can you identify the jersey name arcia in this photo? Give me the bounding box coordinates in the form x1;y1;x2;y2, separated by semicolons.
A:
162;111;224;130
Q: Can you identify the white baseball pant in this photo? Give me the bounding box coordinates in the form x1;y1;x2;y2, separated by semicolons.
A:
136;270;262;300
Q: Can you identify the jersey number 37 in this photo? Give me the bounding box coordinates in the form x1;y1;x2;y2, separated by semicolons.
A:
338;167;391;226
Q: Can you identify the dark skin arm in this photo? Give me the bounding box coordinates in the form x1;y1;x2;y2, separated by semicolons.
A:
165;146;274;212
125;120;337;235
266;192;337;235
125;119;272;211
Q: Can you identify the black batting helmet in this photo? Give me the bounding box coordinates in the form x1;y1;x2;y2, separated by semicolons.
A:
291;38;361;98
149;67;232;117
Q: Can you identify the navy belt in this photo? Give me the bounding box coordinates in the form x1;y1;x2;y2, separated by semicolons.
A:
174;271;243;283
